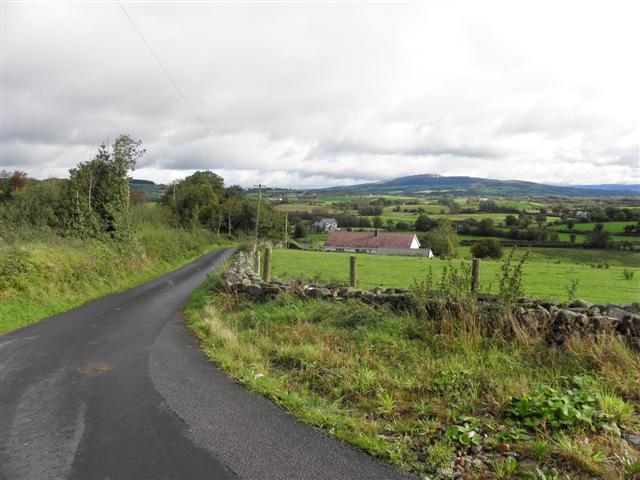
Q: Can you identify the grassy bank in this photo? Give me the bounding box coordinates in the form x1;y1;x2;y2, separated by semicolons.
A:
270;248;640;304
0;207;233;333
187;278;640;478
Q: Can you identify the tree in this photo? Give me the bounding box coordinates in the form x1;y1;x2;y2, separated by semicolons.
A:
535;211;547;229
414;214;438;232
569;233;576;244
505;214;518;227
1;178;67;228
566;219;576;232
386;219;394;231
372;216;383;229
294;222;307;239
518;213;532;229
478;218;495;235
221;194;243;235
418;223;458;258
0;170;29;201
470;238;503;259
585;223;612;249
164;170;225;228
67;134;144;239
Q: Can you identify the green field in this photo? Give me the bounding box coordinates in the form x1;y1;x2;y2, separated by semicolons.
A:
549;221;636;233
271;248;640;304
274;203;339;213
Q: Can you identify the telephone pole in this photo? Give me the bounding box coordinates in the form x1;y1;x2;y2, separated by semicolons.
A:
253;183;264;252
284;210;289;249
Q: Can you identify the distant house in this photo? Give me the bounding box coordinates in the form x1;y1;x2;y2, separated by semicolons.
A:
324;230;434;257
312;218;338;233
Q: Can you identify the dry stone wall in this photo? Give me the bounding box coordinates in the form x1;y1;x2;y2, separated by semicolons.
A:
220;252;640;349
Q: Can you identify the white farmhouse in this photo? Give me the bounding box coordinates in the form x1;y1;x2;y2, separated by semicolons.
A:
323;230;433;257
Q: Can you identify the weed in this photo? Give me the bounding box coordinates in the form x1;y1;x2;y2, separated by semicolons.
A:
498;248;529;307
565;278;580;302
444;417;483;446
424;438;456;471
490;456;518;478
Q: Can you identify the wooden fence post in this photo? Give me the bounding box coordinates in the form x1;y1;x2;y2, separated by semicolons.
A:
471;258;480;293
254;250;261;276
349;256;357;289
263;247;272;282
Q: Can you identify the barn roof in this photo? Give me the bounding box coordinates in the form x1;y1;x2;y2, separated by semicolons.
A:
325;231;416;249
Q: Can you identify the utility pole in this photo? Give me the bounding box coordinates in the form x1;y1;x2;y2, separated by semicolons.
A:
173;182;176;207
253;183;264;252
284;210;288;249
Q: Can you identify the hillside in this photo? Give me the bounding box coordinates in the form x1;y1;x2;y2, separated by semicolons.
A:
319;174;639;197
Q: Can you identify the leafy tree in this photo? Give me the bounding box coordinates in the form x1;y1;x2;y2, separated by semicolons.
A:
518;213;532;229
386;219;394;231
418;222;458;258
535;211;547;229
566;219;576;231
585;223;612;249
1;178;67;228
470;238;503;259
414;214;438;232
0;170;28;201
505;214;518;227
569;233;576;244
478;218;495;235
164;171;224;228
67;134;144;240
221;194;243;235
294;222;307;239
372;216;383;229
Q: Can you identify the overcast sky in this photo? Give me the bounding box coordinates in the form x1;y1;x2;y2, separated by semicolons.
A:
2;1;639;188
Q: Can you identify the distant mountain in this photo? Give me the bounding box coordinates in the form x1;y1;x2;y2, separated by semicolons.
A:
567;183;640;193
319;174;639;197
130;178;156;185
129;179;167;201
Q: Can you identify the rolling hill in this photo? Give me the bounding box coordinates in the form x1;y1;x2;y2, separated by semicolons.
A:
319;174;639;197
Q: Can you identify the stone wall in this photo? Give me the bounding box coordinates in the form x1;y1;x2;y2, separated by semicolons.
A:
220;252;640;348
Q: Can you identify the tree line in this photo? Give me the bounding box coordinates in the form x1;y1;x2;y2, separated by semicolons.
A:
1;135;284;242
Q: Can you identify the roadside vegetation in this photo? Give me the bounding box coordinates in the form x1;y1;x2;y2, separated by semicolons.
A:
0;205;231;333
187;265;640;479
0;135;285;333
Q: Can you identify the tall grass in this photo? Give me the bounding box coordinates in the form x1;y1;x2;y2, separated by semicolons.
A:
0;205;232;333
186;276;640;478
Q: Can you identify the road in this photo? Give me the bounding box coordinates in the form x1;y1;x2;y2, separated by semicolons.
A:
0;248;411;480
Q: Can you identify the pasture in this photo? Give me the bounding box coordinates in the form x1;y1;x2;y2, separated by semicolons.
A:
270;248;640;304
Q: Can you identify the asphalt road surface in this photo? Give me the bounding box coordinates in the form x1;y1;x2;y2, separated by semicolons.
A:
0;248;411;480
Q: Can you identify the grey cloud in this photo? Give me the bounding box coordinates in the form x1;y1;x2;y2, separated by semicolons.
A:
2;2;639;187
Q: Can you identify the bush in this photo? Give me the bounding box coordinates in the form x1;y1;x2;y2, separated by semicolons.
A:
418;223;458;258
294;222;307;239
470;238;503;259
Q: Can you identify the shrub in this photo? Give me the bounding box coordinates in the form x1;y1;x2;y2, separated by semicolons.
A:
294;222;307;239
470;238;503;259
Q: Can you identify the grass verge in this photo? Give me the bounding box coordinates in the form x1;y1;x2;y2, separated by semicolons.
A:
186;277;640;479
0;222;234;334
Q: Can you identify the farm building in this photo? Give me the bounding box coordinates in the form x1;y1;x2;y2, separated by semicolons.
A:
324;230;434;257
312;218;338;232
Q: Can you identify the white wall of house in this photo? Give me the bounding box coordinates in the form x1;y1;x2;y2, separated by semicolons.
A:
410;235;420;249
323;246;434;257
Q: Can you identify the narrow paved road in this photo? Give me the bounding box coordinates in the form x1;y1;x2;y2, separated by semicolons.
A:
1;248;411;480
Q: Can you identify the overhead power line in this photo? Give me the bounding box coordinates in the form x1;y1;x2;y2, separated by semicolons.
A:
116;1;232;165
